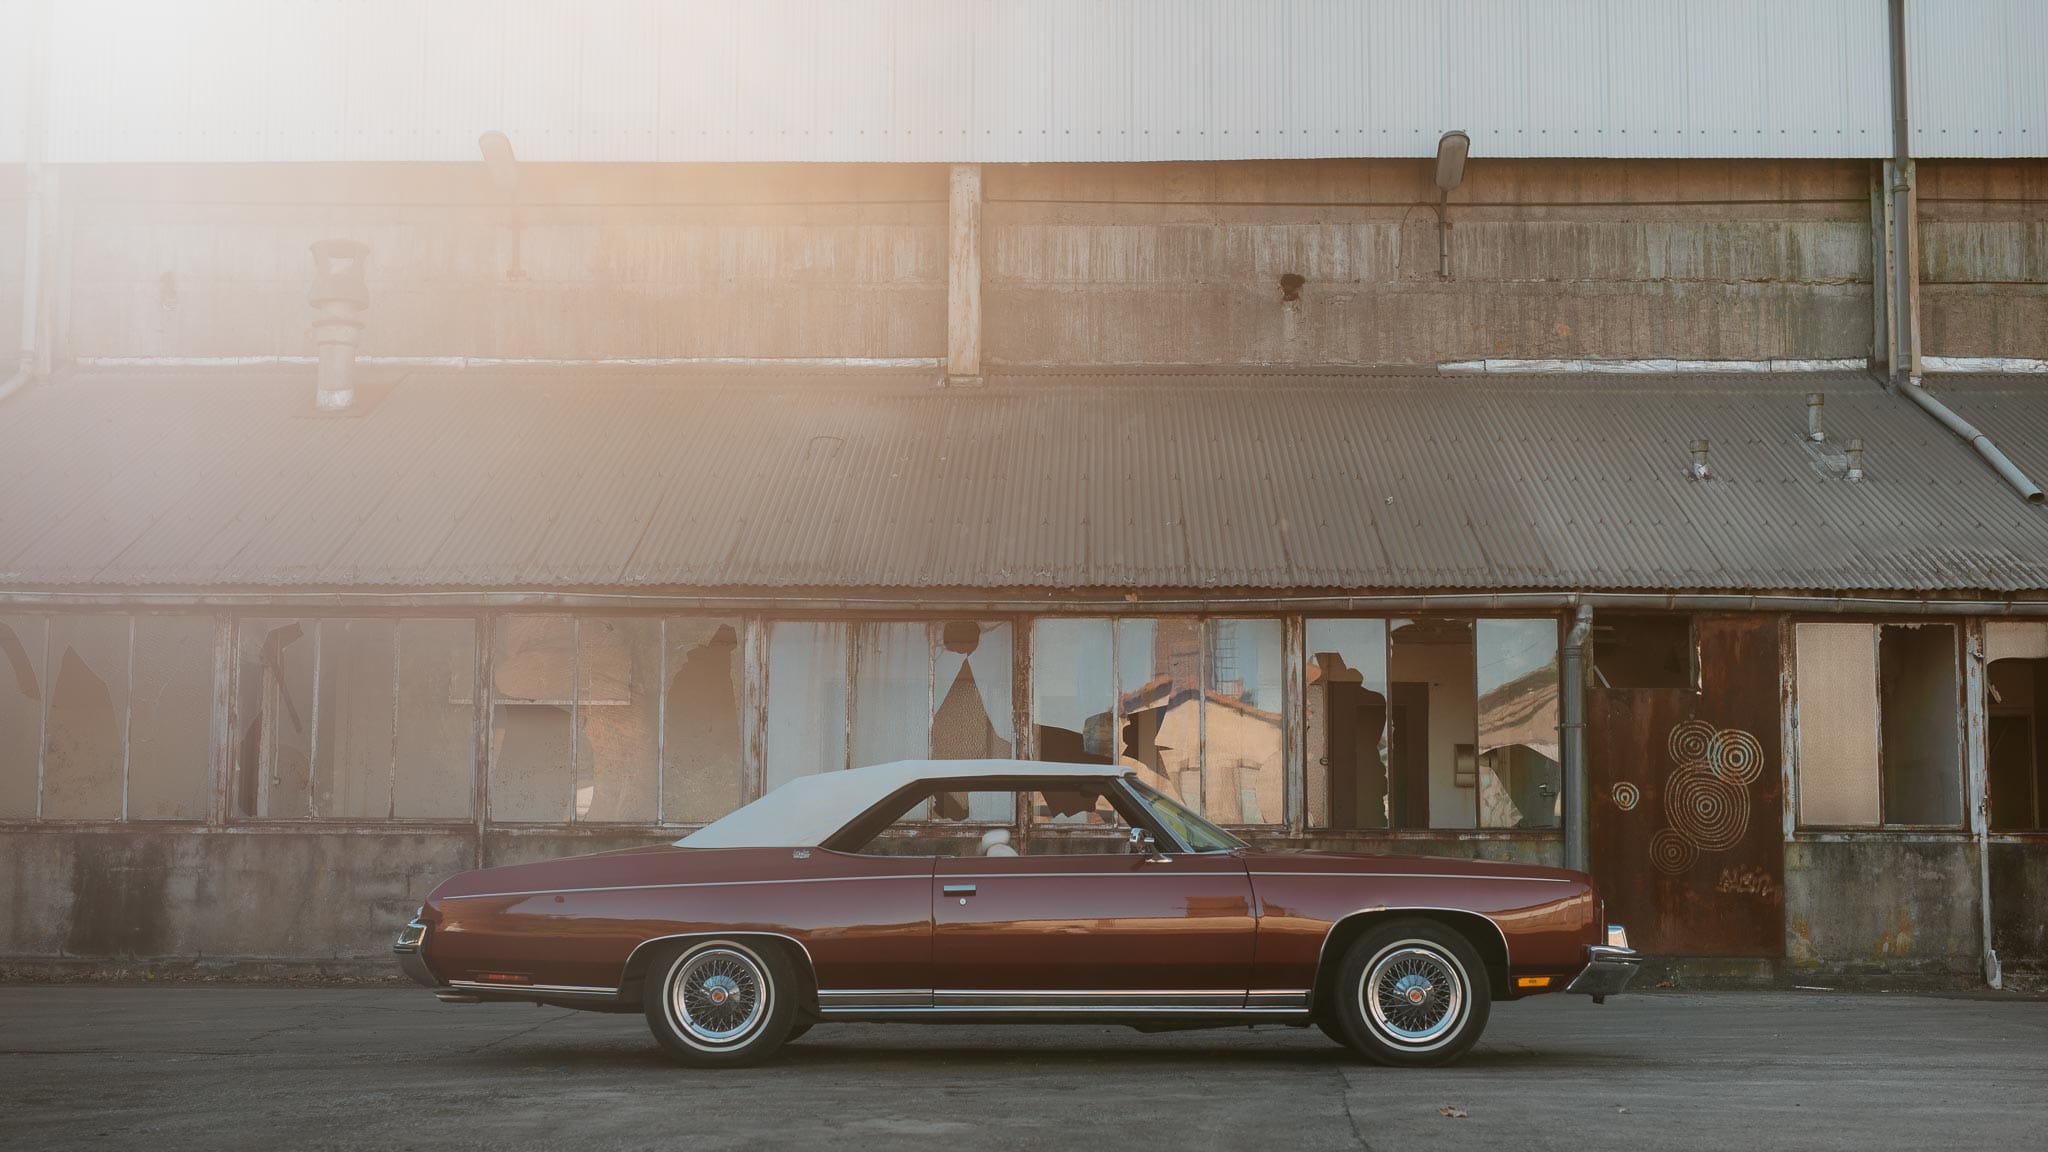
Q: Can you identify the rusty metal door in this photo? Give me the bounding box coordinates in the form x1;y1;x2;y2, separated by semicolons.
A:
1589;616;1785;956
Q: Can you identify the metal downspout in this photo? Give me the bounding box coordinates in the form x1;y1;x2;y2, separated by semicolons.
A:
1899;380;2046;504
1562;604;1594;873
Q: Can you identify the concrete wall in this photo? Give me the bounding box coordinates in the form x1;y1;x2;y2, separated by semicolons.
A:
57;165;947;361
985;160;1877;365
1919;161;2048;358
1783;839;1983;977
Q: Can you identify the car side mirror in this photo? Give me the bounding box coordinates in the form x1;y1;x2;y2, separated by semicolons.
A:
1128;827;1170;863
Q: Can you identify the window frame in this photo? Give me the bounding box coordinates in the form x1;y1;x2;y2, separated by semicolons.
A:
1792;617;1968;832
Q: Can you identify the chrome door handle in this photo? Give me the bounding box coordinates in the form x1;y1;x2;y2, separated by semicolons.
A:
942;884;977;896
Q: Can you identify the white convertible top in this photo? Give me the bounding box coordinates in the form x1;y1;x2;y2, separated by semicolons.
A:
675;759;1125;849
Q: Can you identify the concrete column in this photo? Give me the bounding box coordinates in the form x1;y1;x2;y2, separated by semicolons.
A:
947;163;982;381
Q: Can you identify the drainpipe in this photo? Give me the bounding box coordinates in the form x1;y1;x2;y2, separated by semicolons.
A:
1562;604;1594;873
1885;0;1919;384
1899;379;2046;504
0;0;50;406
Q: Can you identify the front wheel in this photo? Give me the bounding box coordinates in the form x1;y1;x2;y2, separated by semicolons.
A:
1327;919;1491;1067
642;939;799;1067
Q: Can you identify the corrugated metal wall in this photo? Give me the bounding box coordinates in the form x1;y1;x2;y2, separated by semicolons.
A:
0;0;2035;165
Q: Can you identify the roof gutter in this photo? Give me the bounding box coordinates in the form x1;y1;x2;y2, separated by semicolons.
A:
1897;377;2046;505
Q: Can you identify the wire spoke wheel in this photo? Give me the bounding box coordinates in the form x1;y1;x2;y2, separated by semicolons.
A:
1361;943;1466;1048
669;946;769;1048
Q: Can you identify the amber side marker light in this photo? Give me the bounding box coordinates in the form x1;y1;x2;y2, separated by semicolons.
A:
1515;976;1555;990
477;973;534;986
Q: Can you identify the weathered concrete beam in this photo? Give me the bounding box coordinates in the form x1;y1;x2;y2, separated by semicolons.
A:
948;163;982;381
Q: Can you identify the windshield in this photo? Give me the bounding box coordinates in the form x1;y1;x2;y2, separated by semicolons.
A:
1126;778;1248;853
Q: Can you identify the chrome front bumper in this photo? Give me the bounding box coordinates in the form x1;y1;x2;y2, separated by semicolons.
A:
1565;944;1642;1002
393;914;441;988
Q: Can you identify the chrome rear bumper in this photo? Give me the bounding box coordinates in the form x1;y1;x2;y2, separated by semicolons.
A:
1565;944;1642;1002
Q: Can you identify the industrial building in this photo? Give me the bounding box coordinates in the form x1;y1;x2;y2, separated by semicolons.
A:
0;0;2044;986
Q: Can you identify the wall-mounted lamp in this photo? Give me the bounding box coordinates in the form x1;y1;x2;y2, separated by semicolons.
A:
1433;130;1470;280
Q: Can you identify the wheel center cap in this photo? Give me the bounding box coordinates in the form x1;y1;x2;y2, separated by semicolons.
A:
1406;986;1428;1005
709;988;728;1004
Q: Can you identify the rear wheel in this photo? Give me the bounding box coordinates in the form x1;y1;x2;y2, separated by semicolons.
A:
1327;919;1491;1067
642;939;798;1067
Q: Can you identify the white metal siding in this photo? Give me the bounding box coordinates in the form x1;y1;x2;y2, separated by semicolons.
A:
1907;0;2048;159
0;0;2024;164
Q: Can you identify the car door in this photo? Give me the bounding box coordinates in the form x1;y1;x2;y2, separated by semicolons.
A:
931;844;1258;1007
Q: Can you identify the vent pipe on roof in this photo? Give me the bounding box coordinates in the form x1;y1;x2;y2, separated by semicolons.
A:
309;240;369;412
1844;438;1865;482
1806;393;1825;442
1688;439;1711;481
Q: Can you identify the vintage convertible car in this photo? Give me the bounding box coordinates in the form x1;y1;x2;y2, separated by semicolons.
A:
395;759;1638;1067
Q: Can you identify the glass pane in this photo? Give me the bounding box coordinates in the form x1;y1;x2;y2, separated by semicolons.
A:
1795;623;1880;825
1306;619;1388;830
42;616;130;820
1117;618;1202;804
236;618;314;818
127;616;214;821
314;619;396;819
490;615;574;822
1031;618;1113;764
851;622;930;768
1477;618;1562;830
394;619;475;819
1388;617;1477;830
576;618;660;822
932;621;1014;759
765;622;847;791
1203;619;1283;825
0;616;45;818
1879;624;1961;825
662;619;743;823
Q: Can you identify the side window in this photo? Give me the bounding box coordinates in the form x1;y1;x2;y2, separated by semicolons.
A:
848;784;1137;857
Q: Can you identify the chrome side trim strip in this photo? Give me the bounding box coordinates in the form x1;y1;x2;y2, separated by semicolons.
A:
817;989;930;1008
933;990;1246;1008
443;874;930;901
1245;990;1312;1009
817;1005;1310;1018
1255;871;1573;884
447;980;619;998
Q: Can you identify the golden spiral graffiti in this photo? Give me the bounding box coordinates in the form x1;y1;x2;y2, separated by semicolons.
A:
1666;719;1718;768
1649;828;1697;874
1662;764;1749;852
1708;727;1765;786
1610;782;1641;811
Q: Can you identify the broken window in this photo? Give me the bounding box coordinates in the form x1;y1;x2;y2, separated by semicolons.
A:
851;622;930;769
1307;619;1389;830
934;621;1014;760
236;618;316;819
575;619;661;823
0;616;45;818
42;616;130;820
1117;618;1204;806
1031;618;1114;765
126;616;215;821
1477;619;1562;830
1388;617;1478;830
489;615;575;822
393;620;476;819
239;617;475;821
662;620;744;824
1794;622;1962;827
1987;623;2048;832
1592;614;1693;691
1201;619;1283;825
765;622;848;792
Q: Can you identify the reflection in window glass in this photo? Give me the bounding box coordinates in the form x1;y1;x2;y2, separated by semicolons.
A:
766;622;847;791
127;616;215;821
393;620;475;819
851;622;930;768
0;616;46;818
663;620;743;823
490;615;574;822
1389;617;1477;830
576;618;661;822
315;619;397;819
1117;618;1202;804
42;616;130;820
1031;619;1113;765
237;618;314;818
1203;620;1283;825
1306;619;1389;830
1477;619;1562;830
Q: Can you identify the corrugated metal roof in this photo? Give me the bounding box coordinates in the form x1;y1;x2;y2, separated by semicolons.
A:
3;368;2047;595
1;0;1925;165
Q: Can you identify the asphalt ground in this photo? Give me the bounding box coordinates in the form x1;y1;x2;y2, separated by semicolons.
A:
1;986;2043;1151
